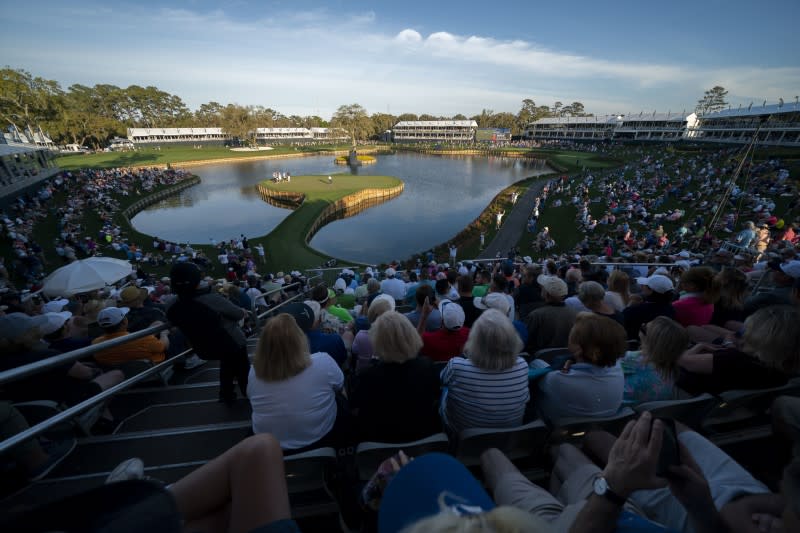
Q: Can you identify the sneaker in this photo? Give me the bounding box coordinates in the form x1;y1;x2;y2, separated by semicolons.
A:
29;437;77;481
183;354;207;370
106;458;144;484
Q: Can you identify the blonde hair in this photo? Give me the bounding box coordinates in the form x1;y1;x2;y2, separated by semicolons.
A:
367;297;394;324
607;270;631;306
369;311;422;363
568;312;627;367
401;505;547;533
640;316;689;379
464;309;522;371
253;314;311;381
743;305;800;374
82;299;106;322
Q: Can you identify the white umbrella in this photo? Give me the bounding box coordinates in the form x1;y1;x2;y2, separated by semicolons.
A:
41;257;135;297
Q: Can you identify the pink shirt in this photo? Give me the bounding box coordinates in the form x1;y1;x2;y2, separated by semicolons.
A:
672;294;713;327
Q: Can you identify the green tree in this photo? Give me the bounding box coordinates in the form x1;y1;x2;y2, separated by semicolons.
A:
331;103;370;146
695;86;728;115
0;67;64;138
562;101;586;117
552;101;563;116
452;113;468;120
370;113;396;138
396;113;418;122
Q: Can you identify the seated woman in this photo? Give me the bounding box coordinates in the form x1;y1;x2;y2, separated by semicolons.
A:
604;270;630;312
350;294;395;373
578;281;624;324
247;313;344;451
534;313;626;423
678;305;800;396
672;266;716;327
349;311;441;443
441;310;529;433
622;316;689;403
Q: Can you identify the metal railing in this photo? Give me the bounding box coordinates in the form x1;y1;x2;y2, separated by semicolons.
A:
0;276;322;454
0;349;190;455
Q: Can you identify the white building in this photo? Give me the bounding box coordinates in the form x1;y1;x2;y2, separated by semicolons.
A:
309;127;349;141
392;120;478;142
0;138;58;199
127;127;229;144
524;116;621;141
614;112;697;141
693;102;800;147
254;128;313;141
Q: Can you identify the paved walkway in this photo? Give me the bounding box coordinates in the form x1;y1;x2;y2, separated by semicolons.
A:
479;179;548;260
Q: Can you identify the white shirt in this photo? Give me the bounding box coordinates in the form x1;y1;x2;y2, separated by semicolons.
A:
380;277;407;301
248;352;344;449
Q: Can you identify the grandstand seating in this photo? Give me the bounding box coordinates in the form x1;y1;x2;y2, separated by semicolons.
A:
455;419;549;467
354;433;449;481
633;393;718;432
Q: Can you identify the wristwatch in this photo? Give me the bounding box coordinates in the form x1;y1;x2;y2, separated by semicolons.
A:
593;476;626;506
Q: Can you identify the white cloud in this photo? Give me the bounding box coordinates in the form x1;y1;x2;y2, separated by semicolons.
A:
2;5;797;118
395;29;422;43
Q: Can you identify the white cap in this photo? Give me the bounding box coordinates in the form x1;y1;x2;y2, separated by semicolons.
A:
635;275;674;294
537;275;568;299
334;278;347;292
385;267;396;277
97;306;130;327
440;301;465;330
43;298;69;313
473;292;511;315
40;311;72;336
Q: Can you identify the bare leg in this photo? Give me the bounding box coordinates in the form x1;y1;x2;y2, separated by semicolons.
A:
170;434;291;533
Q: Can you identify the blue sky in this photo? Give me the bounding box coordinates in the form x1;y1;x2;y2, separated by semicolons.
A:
3;0;798;119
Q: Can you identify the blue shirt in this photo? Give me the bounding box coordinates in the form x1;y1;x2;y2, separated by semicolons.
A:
535;361;624;423
306;330;347;366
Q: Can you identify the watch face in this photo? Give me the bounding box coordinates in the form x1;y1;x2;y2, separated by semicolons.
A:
593;476;608;495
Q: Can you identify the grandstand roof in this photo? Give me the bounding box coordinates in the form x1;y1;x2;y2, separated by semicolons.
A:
701;101;800;119
127;128;225;135
531;116;620;126
0;143;41;157
620;112;694;123
254;128;311;133
394;120;478;128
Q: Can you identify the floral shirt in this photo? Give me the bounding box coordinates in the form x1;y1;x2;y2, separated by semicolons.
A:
621;351;675;404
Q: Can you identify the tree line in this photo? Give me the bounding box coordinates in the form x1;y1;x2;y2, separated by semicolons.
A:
1;67;591;147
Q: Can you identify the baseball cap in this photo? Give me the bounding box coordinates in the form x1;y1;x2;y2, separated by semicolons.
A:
40;311;72;336
473;292;511;315
635;274;674;294
378;453;495;533
97;306;130;327
385;267;396;277
537;275;568;299
440;301;465;330
42;298;69;313
170;262;201;292
0;312;50;341
119;286;148;305
333;278;347;293
282;302;314;331
303;300;321;325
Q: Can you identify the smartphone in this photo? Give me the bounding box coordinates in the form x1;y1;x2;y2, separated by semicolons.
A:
656;417;680;477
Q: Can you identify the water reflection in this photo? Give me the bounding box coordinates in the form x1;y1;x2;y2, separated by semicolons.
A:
131;153;551;263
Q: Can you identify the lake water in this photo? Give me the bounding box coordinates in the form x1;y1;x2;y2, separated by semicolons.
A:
131;153;552;264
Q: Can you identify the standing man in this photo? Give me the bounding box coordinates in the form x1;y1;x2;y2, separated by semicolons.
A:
449;243;457;265
254;243;266;264
496;210;505;230
480;232;485;250
166;262;251;404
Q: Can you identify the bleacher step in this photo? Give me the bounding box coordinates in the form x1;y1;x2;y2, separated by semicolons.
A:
110;383;222;420
46;423;252;479
114;398;251;434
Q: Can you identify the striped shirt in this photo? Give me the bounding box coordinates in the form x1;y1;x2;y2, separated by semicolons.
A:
441;356;530;433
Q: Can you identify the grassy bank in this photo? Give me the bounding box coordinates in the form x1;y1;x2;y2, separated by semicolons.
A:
55;144;382;170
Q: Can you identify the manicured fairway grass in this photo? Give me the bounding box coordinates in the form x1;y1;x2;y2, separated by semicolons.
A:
55;144;374;170
254;174;403;271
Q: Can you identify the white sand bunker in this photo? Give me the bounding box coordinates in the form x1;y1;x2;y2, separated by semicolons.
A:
230;146;274;152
